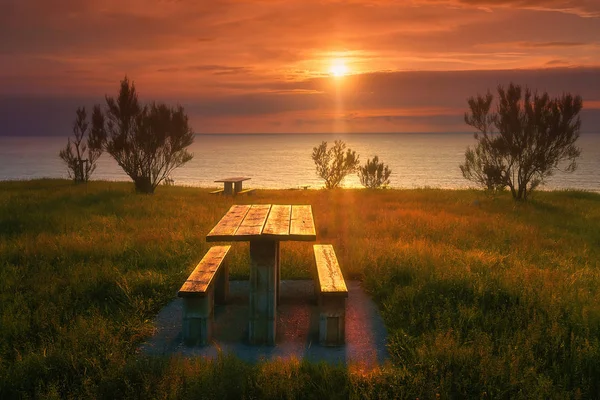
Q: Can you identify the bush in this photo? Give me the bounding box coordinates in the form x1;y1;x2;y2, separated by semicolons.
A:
59;106;105;183
101;77;194;193
460;83;582;200
312;140;359;189
358;156;392;189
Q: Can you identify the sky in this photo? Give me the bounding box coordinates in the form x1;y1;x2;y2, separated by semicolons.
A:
1;0;599;135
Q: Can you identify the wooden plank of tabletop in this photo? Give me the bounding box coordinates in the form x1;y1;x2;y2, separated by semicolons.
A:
314;244;348;295
262;204;291;237
235;204;271;237
214;177;251;183
178;245;231;296
290;205;316;239
206;204;251;241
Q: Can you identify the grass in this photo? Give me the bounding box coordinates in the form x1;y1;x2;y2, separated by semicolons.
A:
1;179;599;399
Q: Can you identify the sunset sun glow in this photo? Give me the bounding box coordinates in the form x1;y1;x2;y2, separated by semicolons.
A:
329;61;349;77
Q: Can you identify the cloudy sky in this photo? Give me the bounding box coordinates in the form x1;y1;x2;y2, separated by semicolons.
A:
1;0;599;134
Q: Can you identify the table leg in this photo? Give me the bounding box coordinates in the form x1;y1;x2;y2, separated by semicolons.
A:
276;242;281;305
249;240;278;345
234;181;243;195
224;182;233;195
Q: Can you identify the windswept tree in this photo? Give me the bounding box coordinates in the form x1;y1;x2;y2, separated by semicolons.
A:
59;106;105;183
358;156;392;189
312;140;359;189
460;83;582;200
102;77;195;193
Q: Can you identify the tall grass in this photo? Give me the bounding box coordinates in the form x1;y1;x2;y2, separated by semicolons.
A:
1;180;599;398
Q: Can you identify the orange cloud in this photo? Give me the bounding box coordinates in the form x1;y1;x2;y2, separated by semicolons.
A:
585;100;600;109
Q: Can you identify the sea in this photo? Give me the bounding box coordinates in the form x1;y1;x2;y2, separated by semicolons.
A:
0;133;599;192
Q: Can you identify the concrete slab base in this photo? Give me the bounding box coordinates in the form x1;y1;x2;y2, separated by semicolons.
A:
140;280;389;367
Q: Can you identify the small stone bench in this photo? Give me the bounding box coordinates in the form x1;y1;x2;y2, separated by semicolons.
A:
178;245;231;345
313;244;348;346
209;189;224;195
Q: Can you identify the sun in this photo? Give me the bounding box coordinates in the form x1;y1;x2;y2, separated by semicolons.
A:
329;60;348;77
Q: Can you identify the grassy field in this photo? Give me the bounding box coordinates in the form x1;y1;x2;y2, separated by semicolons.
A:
1;179;599;399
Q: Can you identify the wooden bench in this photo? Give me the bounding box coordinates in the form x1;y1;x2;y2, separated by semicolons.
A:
313;244;348;346
178;245;231;345
209;189;224;195
236;188;255;195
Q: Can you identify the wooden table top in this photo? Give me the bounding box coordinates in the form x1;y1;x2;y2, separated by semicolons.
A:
206;204;317;242
214;177;251;183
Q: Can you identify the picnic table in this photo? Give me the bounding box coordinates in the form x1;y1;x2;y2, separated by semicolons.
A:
206;204;316;345
214;177;251;195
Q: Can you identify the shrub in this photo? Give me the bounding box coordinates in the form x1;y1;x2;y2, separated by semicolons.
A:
460;83;582;200
358;156;392;189
59;106;105;183
102;77;194;194
312;140;359;189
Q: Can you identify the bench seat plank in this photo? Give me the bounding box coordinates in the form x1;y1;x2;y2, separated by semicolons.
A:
262;204;291;236
178;245;231;296
206;205;251;240
237;188;255;195
313;244;347;346
314;244;348;296
236;204;270;236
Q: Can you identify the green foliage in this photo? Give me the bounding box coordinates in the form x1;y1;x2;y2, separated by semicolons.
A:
312;140;360;189
103;77;195;193
358;156;392;188
59;106;105;183
0;180;599;398
461;83;582;200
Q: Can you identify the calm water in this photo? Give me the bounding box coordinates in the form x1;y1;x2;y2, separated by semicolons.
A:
0;133;599;192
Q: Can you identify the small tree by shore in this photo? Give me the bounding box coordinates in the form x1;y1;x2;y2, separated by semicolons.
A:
101;77;195;194
461;83;582;200
312;140;359;189
358;156;392;189
59;106;105;183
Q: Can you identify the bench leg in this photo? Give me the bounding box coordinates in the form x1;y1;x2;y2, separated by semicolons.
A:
248;240;278;345
318;296;346;346
182;288;214;346
215;258;229;304
276;242;281;305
